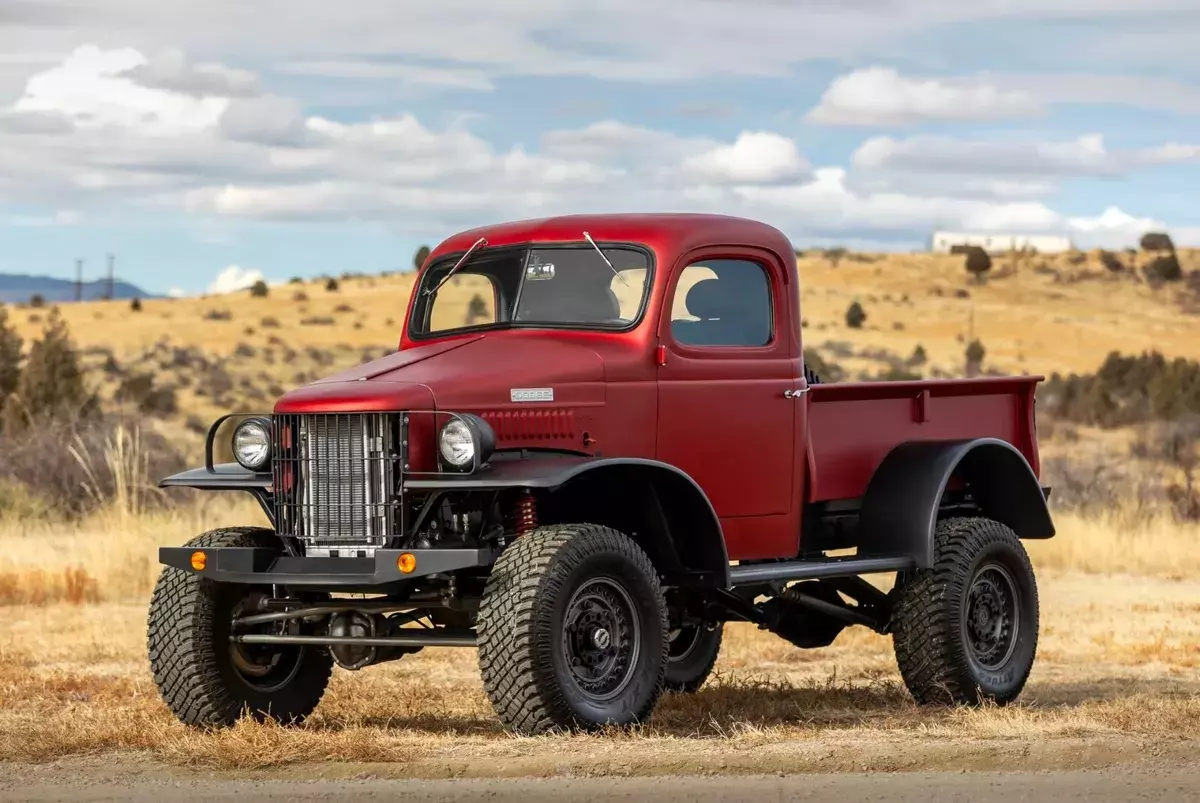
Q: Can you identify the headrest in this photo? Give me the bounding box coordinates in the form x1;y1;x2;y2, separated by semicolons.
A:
685;279;729;318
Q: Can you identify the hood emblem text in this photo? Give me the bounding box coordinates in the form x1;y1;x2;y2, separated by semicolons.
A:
511;388;554;402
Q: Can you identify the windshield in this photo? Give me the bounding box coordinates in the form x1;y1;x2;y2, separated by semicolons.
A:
410;244;650;336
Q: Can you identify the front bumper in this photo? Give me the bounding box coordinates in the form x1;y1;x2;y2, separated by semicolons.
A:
159;547;494;586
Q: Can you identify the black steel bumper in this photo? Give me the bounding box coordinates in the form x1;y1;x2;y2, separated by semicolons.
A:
159;547;494;586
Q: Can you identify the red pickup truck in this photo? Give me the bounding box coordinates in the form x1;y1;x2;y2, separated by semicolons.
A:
150;214;1054;735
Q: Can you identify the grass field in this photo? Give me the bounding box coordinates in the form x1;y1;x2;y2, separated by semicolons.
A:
0;499;1196;775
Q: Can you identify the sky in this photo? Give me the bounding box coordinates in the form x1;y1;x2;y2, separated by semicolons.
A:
2;2;1200;296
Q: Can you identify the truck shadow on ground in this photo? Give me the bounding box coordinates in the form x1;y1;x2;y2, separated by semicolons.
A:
334;675;1199;738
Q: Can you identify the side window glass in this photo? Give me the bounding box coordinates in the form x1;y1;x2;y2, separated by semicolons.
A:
670;259;772;347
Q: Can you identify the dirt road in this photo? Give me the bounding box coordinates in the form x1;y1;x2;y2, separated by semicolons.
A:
4;762;1200;802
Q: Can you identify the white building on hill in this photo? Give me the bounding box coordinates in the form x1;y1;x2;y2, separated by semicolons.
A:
931;231;1073;254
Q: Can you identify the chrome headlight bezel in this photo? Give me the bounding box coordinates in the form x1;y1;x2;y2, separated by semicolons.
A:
437;413;496;472
232;417;273;472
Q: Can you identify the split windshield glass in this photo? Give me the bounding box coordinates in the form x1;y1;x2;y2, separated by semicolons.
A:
410;244;650;336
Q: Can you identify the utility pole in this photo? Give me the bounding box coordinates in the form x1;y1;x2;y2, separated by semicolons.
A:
75;258;83;302
106;254;115;300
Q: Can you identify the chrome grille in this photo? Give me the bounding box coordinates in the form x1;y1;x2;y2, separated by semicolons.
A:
273;413;397;556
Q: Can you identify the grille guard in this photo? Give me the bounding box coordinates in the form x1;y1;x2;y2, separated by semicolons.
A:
168;409;492;556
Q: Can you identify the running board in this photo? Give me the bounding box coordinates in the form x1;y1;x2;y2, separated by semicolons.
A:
728;555;915;586
231;631;477;648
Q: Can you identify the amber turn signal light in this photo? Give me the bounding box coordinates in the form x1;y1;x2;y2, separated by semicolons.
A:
397;553;417;574
190;551;207;571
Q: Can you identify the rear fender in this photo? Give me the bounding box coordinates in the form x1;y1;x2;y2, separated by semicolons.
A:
857;438;1054;568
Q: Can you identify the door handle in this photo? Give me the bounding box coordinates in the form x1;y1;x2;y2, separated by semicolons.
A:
784;387;810;399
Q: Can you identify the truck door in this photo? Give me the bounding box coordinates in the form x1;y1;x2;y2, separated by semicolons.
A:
656;250;796;559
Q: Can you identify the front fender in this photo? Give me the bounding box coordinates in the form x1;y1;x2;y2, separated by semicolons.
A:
160;464;274;527
857;438;1054;569
160;463;271;491
407;455;730;588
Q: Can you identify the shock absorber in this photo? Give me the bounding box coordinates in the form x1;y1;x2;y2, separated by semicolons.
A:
513;490;538;536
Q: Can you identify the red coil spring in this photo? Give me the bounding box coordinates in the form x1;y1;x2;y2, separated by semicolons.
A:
513;491;538;535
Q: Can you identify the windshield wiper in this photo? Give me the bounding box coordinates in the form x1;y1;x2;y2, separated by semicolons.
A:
423;237;488;297
582;231;627;286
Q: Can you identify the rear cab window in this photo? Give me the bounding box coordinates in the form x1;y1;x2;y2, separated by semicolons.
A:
670;259;773;347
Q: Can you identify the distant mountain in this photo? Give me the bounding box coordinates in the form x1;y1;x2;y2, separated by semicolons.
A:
0;274;154;304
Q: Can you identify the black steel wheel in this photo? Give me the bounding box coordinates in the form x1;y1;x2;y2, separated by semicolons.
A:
562;578;641;701
964;563;1020;673
477;524;668;734
891;517;1039;706
147;528;333;728
664;622;722;693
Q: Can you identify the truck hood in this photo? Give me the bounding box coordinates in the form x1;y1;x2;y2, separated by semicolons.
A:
274;333;605;413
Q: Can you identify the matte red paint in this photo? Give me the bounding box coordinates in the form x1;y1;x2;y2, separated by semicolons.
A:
275;214;1041;561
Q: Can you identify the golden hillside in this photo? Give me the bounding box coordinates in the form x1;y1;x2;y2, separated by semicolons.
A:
3;247;1198;442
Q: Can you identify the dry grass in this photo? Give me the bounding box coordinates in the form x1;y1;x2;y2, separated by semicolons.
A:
0;573;1196;772
0;501;1196;773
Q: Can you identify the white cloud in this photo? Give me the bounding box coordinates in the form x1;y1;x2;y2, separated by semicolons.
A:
1065;206;1165;248
0;44;1195;255
14;45;227;134
208;265;264;294
122;49;260;97
219;95;307;146
681;132;810;184
990;73;1200;115
807;67;1043;125
810;68;1200;124
279;60;494;91
852;133;1122;177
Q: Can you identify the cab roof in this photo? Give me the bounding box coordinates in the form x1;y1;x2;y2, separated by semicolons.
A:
429;213;794;267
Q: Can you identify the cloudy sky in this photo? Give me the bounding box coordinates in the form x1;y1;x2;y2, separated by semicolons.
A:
2;1;1199;294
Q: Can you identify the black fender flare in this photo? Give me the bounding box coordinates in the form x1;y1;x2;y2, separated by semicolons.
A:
159;464;275;527
857;438;1054;568
407;456;730;587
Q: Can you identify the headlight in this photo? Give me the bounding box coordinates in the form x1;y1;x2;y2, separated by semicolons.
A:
232;418;272;471
438;414;495;471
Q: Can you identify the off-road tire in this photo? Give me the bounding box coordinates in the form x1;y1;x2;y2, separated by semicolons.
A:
664;623;722;693
891;517;1039;706
147;527;333;727
477;524;668;734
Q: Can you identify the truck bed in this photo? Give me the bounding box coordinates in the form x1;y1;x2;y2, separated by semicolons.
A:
805;376;1040;503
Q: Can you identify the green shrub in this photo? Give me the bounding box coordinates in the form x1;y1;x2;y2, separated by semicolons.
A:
249;280;269;298
414;245;431;270
1144;254;1182;283
844;301;866;329
1;309;94;432
1098;250;1124;272
965;339;986;375
0;308;22;426
964;246;992;280
1139;232;1175;252
1039;351;1200;426
907;344;927;366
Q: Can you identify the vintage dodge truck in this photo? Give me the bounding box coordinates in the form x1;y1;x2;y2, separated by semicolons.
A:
150;214;1053;735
